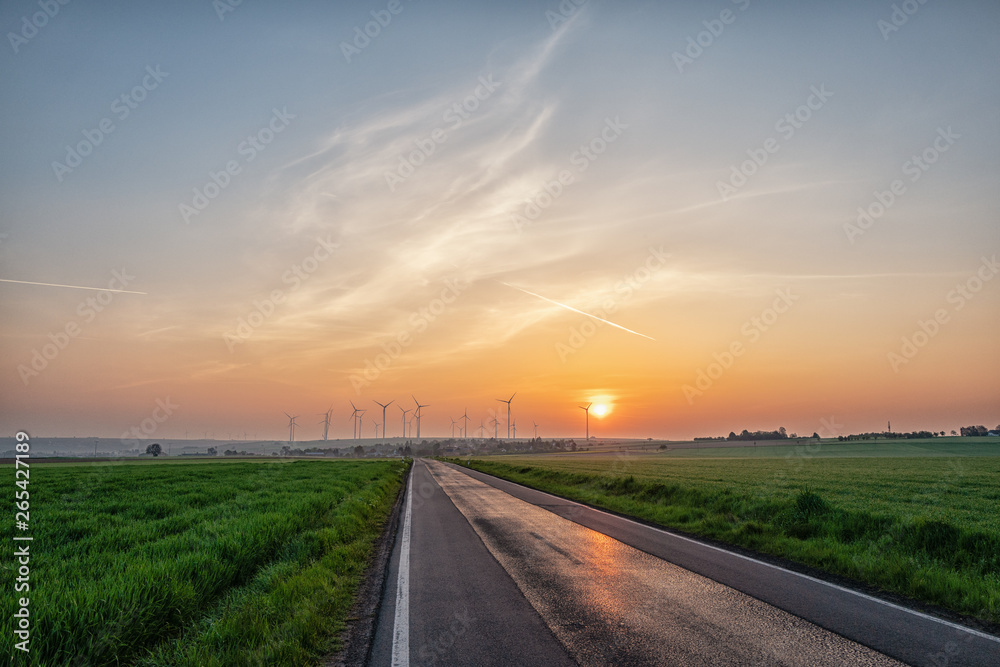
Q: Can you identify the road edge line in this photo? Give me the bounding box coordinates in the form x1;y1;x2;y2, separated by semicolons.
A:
391;463;414;666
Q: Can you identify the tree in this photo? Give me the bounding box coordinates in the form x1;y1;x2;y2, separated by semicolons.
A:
951;430;957;436
353;445;364;457
146;443;162;457
207;447;217;456
812;432;820;440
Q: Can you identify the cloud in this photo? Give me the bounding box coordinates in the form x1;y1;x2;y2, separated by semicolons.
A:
232;17;604;353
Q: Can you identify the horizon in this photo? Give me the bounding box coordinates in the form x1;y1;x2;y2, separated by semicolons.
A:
2;2;998;442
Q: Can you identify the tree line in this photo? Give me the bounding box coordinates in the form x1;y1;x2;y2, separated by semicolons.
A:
726;427;789;441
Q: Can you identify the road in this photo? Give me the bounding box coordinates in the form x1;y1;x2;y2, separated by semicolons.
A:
370;459;998;666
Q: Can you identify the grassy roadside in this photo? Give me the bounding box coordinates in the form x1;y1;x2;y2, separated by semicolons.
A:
447;454;1000;628
3;458;408;666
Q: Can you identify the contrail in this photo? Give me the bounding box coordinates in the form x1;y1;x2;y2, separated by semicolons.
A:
501;282;655;341
0;278;146;294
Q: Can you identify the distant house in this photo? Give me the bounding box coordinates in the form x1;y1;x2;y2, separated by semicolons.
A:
988;430;1000;437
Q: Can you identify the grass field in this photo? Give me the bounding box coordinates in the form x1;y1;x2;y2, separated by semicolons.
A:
450;439;1000;628
2;458;407;666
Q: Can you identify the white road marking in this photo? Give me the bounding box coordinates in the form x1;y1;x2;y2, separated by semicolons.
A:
391;468;414;667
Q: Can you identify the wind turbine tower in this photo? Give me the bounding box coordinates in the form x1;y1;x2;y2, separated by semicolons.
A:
356;407;368;440
579;403;592;441
412;396;429;439
398;405;411;440
461;409;470;439
284;412;298;443
373;400;393;443
496;392;516;439
350;402;361;439
320;406;332;441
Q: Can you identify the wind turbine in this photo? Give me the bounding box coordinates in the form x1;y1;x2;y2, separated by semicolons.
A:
496;392;516;439
579;403;592;441
373;399;393;443
320;406;332;441
479;419;485;439
350;401;361;439
490;415;499;440
450;417;458;438
533;421;539;439
512;418;517;439
412;396;429;439
284;412;298;443
398;405;411;440
461;409;470;439
357;408;368;440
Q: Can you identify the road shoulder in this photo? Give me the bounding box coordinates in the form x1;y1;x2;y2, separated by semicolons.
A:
323;461;409;667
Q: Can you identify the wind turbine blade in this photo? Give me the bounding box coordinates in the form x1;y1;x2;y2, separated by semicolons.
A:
502;282;655;341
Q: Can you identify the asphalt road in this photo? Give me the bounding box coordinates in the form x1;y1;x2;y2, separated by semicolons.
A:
370;459;999;666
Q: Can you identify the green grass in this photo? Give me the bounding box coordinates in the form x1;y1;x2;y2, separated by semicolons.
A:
450;442;1000;627
2;458;407;666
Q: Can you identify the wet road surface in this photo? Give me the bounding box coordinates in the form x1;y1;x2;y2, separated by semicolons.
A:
370;459;998;666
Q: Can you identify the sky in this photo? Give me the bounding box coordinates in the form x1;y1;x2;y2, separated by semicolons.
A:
1;0;998;442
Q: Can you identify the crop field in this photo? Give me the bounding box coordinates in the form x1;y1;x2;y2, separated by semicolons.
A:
2;458;407;666
452;439;1000;628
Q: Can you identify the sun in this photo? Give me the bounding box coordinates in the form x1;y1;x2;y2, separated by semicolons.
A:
592;404;608;417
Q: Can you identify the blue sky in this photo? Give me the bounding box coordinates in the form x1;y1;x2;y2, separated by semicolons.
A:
1;1;997;440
